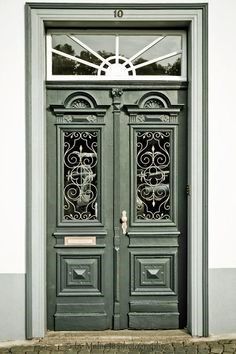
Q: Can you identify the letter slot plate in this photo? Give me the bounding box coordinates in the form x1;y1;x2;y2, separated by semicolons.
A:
64;236;96;246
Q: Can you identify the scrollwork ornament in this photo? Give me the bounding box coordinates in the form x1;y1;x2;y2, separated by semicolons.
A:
136;131;171;221
63;131;98;221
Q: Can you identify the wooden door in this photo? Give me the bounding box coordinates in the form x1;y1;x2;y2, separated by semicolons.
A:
47;85;187;330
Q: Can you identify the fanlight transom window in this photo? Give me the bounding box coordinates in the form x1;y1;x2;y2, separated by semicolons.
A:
47;31;186;80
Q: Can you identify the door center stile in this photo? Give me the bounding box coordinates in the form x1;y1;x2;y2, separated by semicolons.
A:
111;88;124;329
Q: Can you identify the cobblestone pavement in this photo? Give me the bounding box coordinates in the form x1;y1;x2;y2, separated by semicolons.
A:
1;331;236;354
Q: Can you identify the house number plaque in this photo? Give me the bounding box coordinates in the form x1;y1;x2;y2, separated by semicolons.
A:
64;236;96;246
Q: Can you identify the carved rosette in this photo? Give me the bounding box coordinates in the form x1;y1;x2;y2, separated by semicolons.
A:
56;115;73;124
111;88;123;111
111;88;123;98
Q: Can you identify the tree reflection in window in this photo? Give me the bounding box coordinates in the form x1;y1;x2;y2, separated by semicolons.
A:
50;34;183;77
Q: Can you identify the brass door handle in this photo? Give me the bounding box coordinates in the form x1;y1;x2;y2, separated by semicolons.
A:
120;210;128;235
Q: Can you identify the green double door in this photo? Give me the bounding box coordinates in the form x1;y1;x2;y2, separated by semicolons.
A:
47;85;187;330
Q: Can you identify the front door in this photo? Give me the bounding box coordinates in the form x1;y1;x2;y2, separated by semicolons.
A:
47;85;187;330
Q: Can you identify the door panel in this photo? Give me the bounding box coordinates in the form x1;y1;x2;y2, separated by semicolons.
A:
47;86;187;330
47;89;114;330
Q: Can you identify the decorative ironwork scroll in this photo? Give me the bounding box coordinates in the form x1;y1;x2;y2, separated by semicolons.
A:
63;131;98;221
136;131;171;220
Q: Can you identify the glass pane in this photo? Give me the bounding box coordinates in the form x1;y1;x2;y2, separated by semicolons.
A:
135;36;181;61
50;33;184;78
76;35;116;59
135;55;181;76
136;131;171;221
119;35;159;59
52;34;115;75
63;131;99;221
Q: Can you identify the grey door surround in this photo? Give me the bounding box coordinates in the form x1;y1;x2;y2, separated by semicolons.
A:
26;2;208;338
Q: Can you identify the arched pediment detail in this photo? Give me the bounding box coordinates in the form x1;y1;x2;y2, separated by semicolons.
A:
49;92;110;124
64;92;97;109
139;92;171;109
124;91;183;124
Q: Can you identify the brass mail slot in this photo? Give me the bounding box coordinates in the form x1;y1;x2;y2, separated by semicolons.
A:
64;236;96;246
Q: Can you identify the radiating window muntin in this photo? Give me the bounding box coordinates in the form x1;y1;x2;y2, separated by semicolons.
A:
47;30;187;80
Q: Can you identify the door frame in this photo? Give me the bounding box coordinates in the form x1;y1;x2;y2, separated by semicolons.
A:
25;2;208;338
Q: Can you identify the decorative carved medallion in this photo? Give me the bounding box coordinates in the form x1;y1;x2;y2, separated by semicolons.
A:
144;98;165;108
70;98;91;108
86;115;97;123
111;88;123;97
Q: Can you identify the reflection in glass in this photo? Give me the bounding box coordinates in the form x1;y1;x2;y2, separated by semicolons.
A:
63;131;98;221
136;131;171;221
50;33;183;77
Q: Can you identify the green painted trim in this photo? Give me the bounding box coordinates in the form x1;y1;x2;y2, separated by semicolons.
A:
202;3;209;337
27;3;208;10
25;2;208;338
46;82;188;90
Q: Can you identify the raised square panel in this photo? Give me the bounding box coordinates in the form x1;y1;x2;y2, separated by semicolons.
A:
57;252;102;296
130;249;177;296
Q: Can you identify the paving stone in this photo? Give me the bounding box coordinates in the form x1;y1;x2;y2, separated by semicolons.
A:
11;347;31;353
186;346;197;354
57;344;77;351
174;348;186;354
35;345;59;351
224;344;236;352
197;343;209;349
161;344;174;352
210;345;224;353
173;343;184;349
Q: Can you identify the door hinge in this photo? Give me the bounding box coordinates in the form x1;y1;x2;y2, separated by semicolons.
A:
186;184;191;196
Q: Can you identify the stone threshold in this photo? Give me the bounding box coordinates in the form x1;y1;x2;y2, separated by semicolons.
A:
1;330;236;353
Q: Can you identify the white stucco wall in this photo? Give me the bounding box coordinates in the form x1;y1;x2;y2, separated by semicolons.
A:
0;0;236;337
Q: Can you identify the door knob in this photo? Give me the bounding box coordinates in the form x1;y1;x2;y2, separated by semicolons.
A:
120;210;128;235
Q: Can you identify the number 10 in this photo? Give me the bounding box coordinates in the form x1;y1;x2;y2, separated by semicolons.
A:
114;9;124;18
